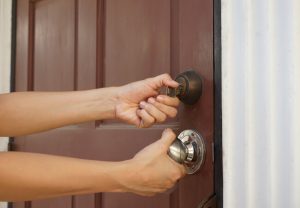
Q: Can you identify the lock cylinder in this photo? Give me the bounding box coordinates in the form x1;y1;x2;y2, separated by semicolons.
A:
168;130;206;174
166;70;203;105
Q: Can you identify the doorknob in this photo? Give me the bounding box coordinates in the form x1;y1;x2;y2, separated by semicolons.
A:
166;70;202;105
168;129;206;174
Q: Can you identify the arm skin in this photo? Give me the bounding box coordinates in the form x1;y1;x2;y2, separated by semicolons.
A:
0;152;125;201
0;74;180;137
0;129;185;201
0;88;118;137
0;74;185;201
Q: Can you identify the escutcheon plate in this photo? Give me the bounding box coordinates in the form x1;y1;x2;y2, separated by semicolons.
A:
177;129;206;174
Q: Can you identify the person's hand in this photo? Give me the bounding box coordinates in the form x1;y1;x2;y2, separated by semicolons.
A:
115;74;180;128
117;129;186;196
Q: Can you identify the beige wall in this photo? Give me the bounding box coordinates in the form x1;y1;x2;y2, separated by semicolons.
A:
0;0;12;207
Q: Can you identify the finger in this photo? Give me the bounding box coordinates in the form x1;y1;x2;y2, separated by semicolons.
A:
159;129;187;175
178;165;187;177
166;156;187;177
152;73;179;88
136;109;155;128
147;97;178;118
159;128;177;150
135;187;168;196
156;95;180;107
139;101;167;123
162;79;179;88
161;180;176;190
135;191;157;197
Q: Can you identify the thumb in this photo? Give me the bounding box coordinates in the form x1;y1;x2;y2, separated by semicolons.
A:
159;128;177;151
152;74;179;89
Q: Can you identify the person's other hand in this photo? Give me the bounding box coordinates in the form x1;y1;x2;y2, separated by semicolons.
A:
115;74;180;128
118;129;186;196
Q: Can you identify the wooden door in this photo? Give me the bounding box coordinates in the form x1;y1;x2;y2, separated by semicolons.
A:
12;0;213;207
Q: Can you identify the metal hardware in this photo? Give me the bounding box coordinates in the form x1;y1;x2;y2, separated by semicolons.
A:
168;129;206;174
197;195;217;208
166;69;203;105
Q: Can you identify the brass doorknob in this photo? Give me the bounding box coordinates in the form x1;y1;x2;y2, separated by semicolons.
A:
166;70;203;105
168;129;206;174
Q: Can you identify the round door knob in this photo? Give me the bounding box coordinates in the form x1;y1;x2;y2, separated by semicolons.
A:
166;70;203;105
168;130;206;174
168;139;187;164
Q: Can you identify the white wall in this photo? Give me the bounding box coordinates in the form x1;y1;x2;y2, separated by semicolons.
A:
222;0;300;207
0;0;12;149
0;0;12;207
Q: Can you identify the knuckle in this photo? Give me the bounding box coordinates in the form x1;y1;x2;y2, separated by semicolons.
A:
174;98;180;106
180;166;186;177
162;73;171;79
157;95;165;102
141;120;151;128
158;189;167;193
165;180;174;189
143;120;154;128
149;116;155;123
145;122;154;128
169;109;178;118
141;109;148;114
171;170;182;181
163;128;175;137
146;104;155;112
169;130;176;138
144;103;151;111
160;114;167;122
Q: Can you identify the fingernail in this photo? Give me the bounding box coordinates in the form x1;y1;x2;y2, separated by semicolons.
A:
171;80;179;85
148;97;155;104
140;101;146;108
163;128;171;135
157;95;163;101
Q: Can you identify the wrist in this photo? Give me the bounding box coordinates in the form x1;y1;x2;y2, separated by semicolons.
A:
75;160;130;193
86;87;119;121
106;160;133;193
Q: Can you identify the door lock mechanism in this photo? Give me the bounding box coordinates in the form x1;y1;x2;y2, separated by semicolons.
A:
166;70;203;105
168;130;206;174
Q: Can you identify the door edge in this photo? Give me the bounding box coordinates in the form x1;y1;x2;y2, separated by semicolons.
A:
213;0;223;207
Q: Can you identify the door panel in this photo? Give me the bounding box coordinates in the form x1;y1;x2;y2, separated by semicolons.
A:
105;0;171;86
34;0;75;91
13;0;213;207
31;196;71;208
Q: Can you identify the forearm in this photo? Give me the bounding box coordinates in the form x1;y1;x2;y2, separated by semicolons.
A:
0;88;118;136
0;152;129;201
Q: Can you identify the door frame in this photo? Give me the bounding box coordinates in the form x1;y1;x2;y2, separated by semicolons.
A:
8;0;223;207
213;0;223;207
8;0;17;206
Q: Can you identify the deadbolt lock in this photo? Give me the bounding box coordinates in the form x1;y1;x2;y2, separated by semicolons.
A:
168;129;206;174
166;70;203;105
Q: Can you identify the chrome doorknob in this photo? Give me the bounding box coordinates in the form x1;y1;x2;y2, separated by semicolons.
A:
166;70;202;105
168;130;206;174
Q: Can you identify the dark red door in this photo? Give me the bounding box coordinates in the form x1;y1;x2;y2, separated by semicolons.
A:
13;0;213;207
